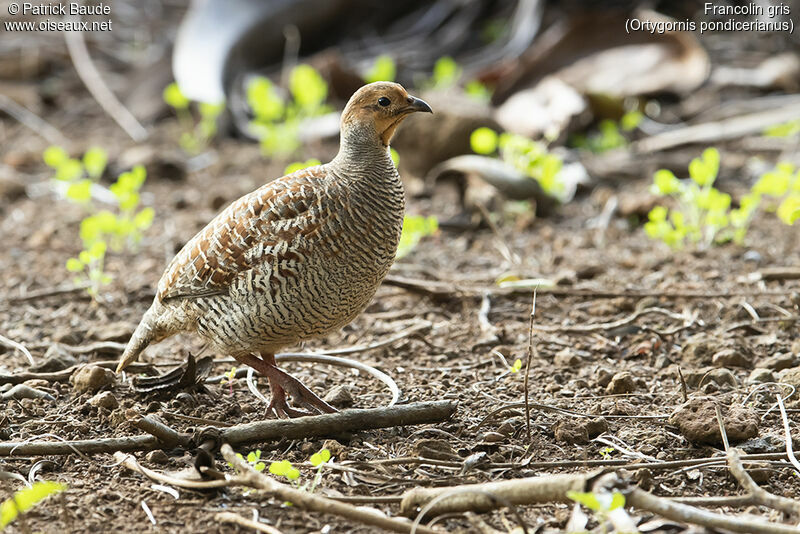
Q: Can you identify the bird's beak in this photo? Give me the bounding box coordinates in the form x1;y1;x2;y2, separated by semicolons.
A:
404;95;433;114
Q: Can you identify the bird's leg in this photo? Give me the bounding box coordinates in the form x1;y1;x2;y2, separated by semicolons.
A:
260;352;337;416
231;353;336;417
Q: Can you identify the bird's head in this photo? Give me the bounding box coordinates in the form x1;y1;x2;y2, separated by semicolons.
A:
340;82;432;148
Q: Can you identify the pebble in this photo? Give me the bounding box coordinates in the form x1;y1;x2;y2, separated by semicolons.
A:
669;398;758;445
554;348;581;367
759;352;797;371
146;450;170;464
606;371;636;395
778;366;800;388
86;321;135;342
70;364;115;393
711;348;752;368
323;385;354;408
89;391;119;410
748;368;775;384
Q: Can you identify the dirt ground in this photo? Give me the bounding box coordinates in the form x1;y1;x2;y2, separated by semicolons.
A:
3;10;800;534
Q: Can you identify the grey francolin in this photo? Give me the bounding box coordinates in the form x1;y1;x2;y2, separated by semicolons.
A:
117;82;432;417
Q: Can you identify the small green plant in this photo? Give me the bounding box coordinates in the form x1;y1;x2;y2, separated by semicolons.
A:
599;446;615;459
566;490;627;534
284;159;322;175
646;151;800;250
266;448;331;498
645;147;739;248
43;145;107;204
1;481;67;529
163;82;225;154
572;111;642;153
764;119;800;138
509;358;522;373
223;366;237;395
66;165;154;297
752;161;800;225
247;65;330;157
234;449;266;472
470;127;567;201
396;215;438;259
427;56;461;89
364;54;396;83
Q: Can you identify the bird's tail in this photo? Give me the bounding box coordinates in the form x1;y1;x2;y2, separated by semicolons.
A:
117;307;160;373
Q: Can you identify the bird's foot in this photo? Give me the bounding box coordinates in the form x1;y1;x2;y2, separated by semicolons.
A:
264;364;337;418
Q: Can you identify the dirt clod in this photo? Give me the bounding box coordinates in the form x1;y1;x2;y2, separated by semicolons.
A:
606;371;636;394
71;365;115;393
760;352;798;371
323;385;354;407
146;450;170;464
89;391;119;410
711;348;752;368
669;398;759;445
748;368;775;384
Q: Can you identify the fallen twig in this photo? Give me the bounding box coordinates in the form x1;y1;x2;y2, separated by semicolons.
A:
221;444;442;534
533;306;690;334
633;99;800;153
0;94;67;145
0;333;35;365
727;448;800;516
215;512;285;534
383;275;784;300
0;401;456;457
64;18;148;141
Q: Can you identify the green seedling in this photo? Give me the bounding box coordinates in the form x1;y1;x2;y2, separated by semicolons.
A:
224;366;237;395
470;127;567;201
599;446;615;459
163;82;225;154
427;56;461;89
396;215;438;259
43;145;108;204
764;119;800;138
247;64;331;157
364;54;396;83
231;449;266;472
572;111;642;153
66;165;154;298
567;490;629;534
509;358;523;373
645;147;740;248
265;448;331;503
390;148;399;168
752;161;800;225
464;79;492;102
284;159;322;175
1;480;67;529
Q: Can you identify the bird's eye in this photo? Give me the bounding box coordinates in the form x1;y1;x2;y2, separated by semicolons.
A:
378;97;391;107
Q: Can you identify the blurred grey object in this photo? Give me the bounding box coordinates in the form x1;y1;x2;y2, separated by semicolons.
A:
172;0;542;103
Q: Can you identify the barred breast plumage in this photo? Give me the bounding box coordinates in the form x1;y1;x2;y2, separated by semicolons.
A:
117;82;432;417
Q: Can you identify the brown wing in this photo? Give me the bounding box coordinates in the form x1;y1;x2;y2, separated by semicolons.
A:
157;165;332;302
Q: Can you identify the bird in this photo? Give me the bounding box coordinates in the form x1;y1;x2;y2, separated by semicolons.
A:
117;82;432;417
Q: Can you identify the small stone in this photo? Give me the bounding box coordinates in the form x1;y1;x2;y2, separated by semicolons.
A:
792;339;800;355
705;368;737;389
681;334;719;366
595;368;614;388
23;379;51;389
146;450;169;464
480;432;506;443
669;398;759;445
321;439;345;459
606;371;636;395
759;352;797;371
778;367;800;388
323;385;354;408
553;419;589;444
497;421;517;436
554;348;581;367
748;368;775;384
70;365;115;393
86;321;135;342
712;348;752;368
51;327;83;345
89;391;118;410
585;417;609;438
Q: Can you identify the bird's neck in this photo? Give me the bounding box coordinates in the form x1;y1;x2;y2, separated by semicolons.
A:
331;124;395;175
